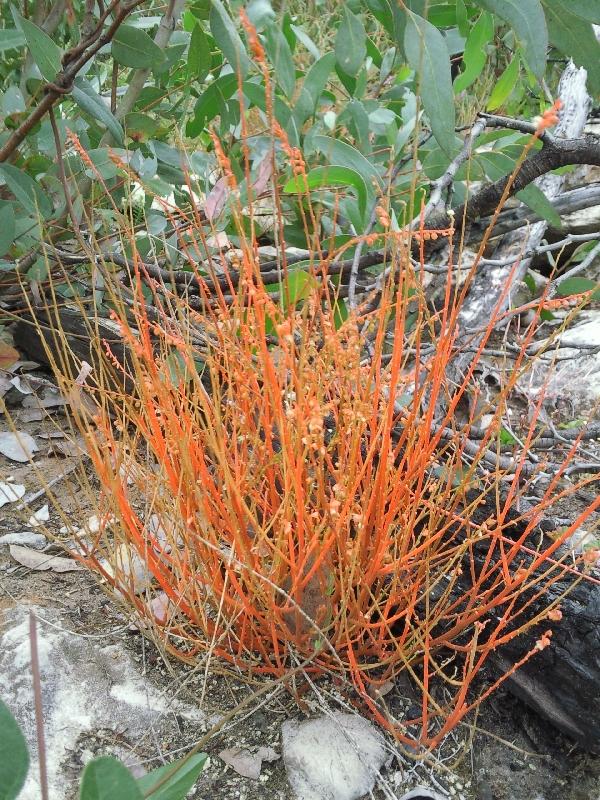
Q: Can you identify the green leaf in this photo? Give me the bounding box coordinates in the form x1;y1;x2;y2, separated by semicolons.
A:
284;166;368;221
188;24;212;82
84;149;120;180
486;54;520;111
27;257;49;282
499;427;518;445
311;135;381;194
453;12;494;94
544;1;600;93
293;52;335;126
516;184;562;228
290;24;320;60
0;164;52;218
363;0;396;39
550;0;600;22
14;12;62;82
243;81;291;127
473;0;547;78
136;754;208;800
556;277;600;300
335;7;367;78
209;0;252;78
456;0;470;36
72;78;124;145
264;25;296;98
111;25;166;69
0;29;26;53
186;73;239;136
266;269;319;307
404;12;457;157
0;205;16;257
80;757;143;800
478;149;562;227
123;112;159;142
333;298;349;329
0;698;29;800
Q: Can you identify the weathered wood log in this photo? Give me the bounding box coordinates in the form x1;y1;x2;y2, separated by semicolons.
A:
12;307;133;393
465;497;600;752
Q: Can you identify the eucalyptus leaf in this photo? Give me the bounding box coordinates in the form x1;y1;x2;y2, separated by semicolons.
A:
188;24;212;82
72;78;124;145
556;277;600;300
187;73;239;136
544;1;600;93
79;757;143;800
294;52;335;127
486;54;520;111
454;12;494;94
312;135;382;193
548;0;600;23
335;7;367;78
0;205;16;256
404;12;457;157
14;12;62;82
111;25;166;69
209;0;252;78
0;29;26;53
136;753;208;799
473;0;547;78
0;164;52;218
284;165;368;220
0;698;29;800
264;25;296;98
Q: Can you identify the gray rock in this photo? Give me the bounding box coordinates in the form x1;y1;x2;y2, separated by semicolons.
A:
282;712;391;800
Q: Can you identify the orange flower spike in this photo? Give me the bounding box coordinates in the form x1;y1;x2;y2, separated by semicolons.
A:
534;99;562;133
547;607;563;622
239;9;266;63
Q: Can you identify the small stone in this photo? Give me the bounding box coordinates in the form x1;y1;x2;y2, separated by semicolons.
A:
282;712;391;800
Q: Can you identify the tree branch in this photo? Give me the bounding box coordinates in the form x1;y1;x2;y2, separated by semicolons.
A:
0;0;144;163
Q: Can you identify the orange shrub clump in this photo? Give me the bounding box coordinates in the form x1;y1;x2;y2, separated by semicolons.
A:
66;229;600;750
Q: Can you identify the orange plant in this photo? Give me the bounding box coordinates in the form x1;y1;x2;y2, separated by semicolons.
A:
50;176;599;750
41;74;597;749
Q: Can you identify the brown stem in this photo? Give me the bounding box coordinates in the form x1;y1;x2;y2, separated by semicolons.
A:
0;0;144;163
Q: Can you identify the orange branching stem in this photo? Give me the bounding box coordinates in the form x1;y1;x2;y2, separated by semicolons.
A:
55;90;600;752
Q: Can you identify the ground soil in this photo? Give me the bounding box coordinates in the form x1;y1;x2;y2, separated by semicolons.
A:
1;405;600;800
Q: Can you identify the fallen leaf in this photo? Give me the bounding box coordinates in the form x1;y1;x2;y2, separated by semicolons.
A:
0;375;12;398
104;543;153;594
0;532;47;549
9;544;84;572
219;746;280;780
0;481;26;507
0;343;19;371
0;431;38;462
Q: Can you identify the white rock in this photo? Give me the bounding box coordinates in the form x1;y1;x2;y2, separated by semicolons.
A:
0;605;206;800
28;505;49;527
282;712;391;800
0;431;38;462
0;481;26;507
